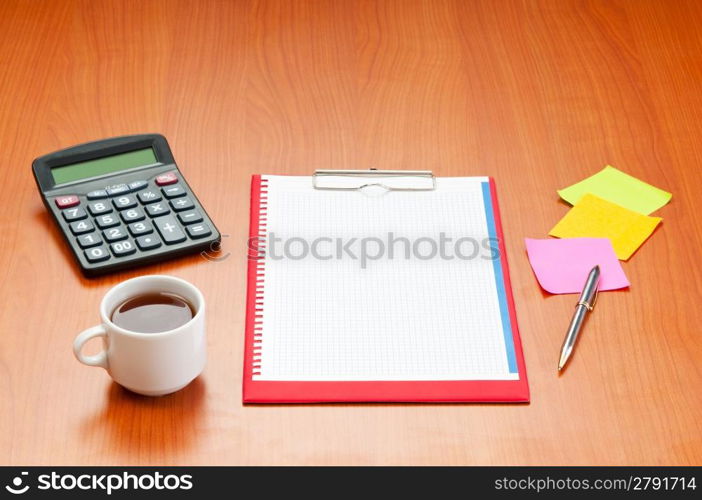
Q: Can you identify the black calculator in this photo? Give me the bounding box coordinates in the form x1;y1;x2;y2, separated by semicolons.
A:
33;134;220;277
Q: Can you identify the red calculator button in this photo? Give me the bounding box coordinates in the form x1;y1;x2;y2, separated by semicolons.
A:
55;195;80;208
155;172;178;186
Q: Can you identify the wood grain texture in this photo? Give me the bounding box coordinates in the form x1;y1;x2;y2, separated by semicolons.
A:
1;0;701;465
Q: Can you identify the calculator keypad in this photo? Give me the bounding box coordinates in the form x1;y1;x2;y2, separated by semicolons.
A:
77;233;102;248
178;210;202;225
162;185;185;198
113;195;137;210
155;172;178;186
186;223;212;239
136;234;162;250
106;184;130;196
110;239;136;257
87;201;112;216
87;190;108;200
128;220;153;236
121;207;145;223
103;226;128;242
70;219;94;235
145;202;170;217
54;170;216;271
95;213;120;229
85;246;110;262
137;189;161;204
55;195;80;208
62;207;87;222
128;180;148;191
170;197;194;211
155;215;186;244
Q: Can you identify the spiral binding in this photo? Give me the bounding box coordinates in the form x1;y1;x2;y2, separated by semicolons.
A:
251;176;268;377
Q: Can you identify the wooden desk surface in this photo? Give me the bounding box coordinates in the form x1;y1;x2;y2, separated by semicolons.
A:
1;0;701;466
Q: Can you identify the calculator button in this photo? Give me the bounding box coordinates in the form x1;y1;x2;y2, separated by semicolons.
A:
162;185;186;198
112;195;137;210
77;233;102;248
103;226;128;242
61;206;87;222
128;220;153;236
70;219;94;235
186;223;212;239
136;234;162;251
170;197;194;212
137;189;162;204
87;190;108;200
87;201;112;216
128;180;148;191
95;213;120;229
106;184;130;196
55;195;80;208
177;210;203;225
84;246;110;263
155;172;178;186
110;239;136;257
145;202;170;217
155;216;186;244
121;207;145;223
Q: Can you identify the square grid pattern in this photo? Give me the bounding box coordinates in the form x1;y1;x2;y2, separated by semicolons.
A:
254;176;517;381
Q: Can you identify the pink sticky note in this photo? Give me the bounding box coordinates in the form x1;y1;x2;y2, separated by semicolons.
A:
525;238;630;294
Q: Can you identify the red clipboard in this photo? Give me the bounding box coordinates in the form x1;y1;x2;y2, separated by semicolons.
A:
243;175;529;403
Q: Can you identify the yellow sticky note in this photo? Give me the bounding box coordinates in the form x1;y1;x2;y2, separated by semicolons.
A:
557;165;672;215
549;194;662;260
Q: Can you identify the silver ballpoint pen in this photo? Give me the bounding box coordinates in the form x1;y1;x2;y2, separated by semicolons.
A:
558;265;600;372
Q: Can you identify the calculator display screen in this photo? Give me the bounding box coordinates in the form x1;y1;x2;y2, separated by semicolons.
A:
51;148;158;185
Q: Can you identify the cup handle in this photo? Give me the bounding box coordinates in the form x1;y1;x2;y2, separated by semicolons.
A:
73;325;108;369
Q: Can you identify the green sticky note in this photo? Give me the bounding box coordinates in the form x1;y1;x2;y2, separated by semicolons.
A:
557;165;672;215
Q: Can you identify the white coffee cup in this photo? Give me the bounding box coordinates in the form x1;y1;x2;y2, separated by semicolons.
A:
73;275;206;396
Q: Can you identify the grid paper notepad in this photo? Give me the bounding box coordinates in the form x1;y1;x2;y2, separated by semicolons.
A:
243;174;529;403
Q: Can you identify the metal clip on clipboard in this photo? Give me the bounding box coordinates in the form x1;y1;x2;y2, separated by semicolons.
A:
313;169;436;192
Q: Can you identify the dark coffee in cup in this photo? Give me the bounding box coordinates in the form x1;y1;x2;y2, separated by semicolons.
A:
111;292;194;333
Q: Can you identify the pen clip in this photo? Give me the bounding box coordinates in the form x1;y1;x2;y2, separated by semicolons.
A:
590;286;599;310
576;287;598;311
